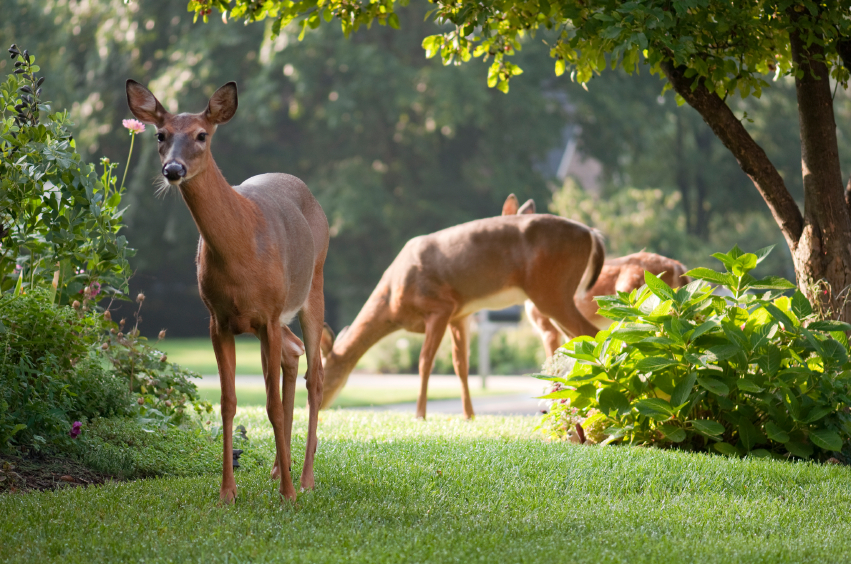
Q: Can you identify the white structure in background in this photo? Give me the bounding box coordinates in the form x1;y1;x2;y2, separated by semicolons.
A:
476;305;523;389
554;125;603;195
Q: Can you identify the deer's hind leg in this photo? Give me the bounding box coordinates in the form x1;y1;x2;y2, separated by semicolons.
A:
449;316;474;419
299;266;326;491
260;322;297;501
271;325;303;481
416;310;452;420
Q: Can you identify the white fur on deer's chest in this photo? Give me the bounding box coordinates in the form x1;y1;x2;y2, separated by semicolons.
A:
457;287;528;318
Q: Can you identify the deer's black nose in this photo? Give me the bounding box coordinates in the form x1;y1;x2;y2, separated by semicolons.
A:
162;162;186;181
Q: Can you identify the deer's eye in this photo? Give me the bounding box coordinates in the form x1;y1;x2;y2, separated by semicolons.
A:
156;132;165;142
197;132;207;142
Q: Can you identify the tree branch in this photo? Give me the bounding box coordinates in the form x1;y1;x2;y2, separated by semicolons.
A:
661;61;804;248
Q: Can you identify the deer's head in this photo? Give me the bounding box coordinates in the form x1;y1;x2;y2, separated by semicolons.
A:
125;80;238;186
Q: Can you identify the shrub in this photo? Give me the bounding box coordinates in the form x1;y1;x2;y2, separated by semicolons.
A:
0;290;132;451
1;45;133;301
538;245;851;460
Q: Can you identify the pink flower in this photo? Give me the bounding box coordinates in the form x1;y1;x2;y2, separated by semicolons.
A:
69;421;82;439
122;119;146;134
89;282;101;297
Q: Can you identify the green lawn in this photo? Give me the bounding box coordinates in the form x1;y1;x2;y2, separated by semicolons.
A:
3;409;851;563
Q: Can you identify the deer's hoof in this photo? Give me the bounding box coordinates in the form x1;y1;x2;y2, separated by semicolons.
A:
220;485;237;504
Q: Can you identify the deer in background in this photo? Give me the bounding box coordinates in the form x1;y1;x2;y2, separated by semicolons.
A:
126;80;329;503
319;204;605;419
500;194;690;356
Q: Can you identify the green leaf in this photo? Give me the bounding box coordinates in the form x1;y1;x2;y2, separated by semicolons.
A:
736;378;763;393
791;291;813;319
635;357;680;372
810;429;843;452
634;398;674;418
802;406;832;424
697;376;730;396
690;419;725;436
731;253;757;276
764;422;790;443
737;420;762;451
688;320;719;342
658;424;686;442
705;344;740;362
536;389;578;400
750;276;797;290
713;442;741;457
763;303;797;332
754;245;774;264
598;387;630;415
748;449;771;458
685;267;735;287
808;320;851;332
785;440;813;459
644;271;675;302
670;371;697;407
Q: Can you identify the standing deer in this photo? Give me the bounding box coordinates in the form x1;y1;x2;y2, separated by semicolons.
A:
500;195;690;355
319;209;606;419
126;80;329;502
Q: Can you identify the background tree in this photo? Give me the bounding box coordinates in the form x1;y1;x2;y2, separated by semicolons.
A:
201;0;851;320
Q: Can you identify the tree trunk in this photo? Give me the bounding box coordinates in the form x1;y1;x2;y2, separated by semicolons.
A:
661;52;851;321
789;28;851;320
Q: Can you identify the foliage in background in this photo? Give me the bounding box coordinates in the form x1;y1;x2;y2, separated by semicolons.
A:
1;0;563;334
0;45;133;302
539;246;851;460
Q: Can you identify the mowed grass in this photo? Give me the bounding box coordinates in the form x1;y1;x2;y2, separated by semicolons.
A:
3;409;851;563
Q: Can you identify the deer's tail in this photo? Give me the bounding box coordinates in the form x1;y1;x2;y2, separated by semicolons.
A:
576;229;606;299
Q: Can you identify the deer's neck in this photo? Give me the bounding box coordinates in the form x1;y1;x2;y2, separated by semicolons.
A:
179;162;253;259
325;299;399;383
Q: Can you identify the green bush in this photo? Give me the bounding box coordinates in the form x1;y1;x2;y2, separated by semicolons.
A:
539;245;851;460
0;290;132;451
1;45;133;301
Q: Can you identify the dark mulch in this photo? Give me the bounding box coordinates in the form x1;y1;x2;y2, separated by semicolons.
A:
0;453;118;493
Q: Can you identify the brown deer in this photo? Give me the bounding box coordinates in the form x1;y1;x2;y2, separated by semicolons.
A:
126;80;329;502
501;195;690;355
319;205;606;419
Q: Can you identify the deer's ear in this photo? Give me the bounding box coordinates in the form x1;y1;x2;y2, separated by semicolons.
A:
502;194;519;216
205;82;238;125
125;80;168;126
517;199;536;215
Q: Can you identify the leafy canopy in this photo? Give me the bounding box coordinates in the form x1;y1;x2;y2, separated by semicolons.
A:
190;1;851;94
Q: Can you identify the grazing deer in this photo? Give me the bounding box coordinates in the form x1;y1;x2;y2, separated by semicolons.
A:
319;204;605;419
126;80;329;502
501;195;690;355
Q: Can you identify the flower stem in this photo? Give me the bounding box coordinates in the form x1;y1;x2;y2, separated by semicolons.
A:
120;133;136;192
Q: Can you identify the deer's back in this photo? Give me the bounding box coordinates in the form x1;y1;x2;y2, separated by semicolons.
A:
382;214;593;306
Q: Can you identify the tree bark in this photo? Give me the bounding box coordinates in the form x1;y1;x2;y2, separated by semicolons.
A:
660;61;803;251
662;31;851;320
789;28;851;320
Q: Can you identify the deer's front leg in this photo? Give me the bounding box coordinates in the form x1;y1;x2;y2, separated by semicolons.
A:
211;324;237;503
449;316;474;419
260;323;296;501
